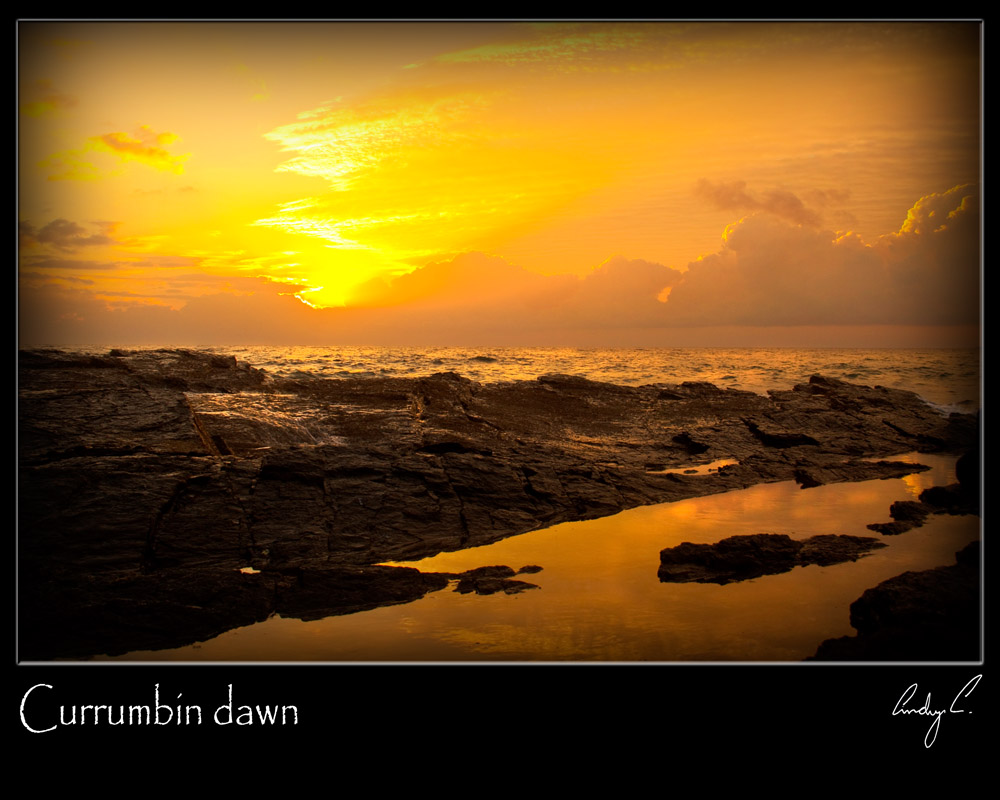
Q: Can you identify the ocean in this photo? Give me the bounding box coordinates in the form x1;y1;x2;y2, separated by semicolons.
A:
58;345;981;413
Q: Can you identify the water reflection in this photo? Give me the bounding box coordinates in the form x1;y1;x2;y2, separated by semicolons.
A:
100;452;978;662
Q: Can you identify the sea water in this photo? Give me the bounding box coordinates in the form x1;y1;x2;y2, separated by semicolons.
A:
56;346;981;413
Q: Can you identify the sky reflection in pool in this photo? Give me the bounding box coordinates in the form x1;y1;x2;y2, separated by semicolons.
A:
99;452;977;662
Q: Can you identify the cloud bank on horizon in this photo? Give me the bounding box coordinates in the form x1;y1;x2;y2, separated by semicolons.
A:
20;182;979;346
18;21;981;347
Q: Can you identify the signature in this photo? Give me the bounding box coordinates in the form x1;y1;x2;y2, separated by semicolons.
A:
892;674;981;748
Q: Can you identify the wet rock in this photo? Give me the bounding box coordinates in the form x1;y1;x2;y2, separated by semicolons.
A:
919;484;968;512
810;542;980;661
658;533;886;584
672;432;710;455
744;419;820;449
18;348;976;659
866;481;978;536
889;500;932;522
456;565;517;580
955;445;979;506
452;566;539;595
793;459;930;489
863;499;932;535
274;565;451;621
866;521;915;536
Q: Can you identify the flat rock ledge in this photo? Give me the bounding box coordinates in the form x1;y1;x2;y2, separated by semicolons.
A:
19;348;976;660
658;533;886;584
867;471;980;536
810;541;980;661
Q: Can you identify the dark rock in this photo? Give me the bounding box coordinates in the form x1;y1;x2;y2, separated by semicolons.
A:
744;419;820;449
919;484;965;510
274;565;451;621
672;432;710;455
866;521;916;536
866;480;977;536
452;566;539;595
810;541;980;661
793;469;824;488
793;460;930;488
955;447;978;493
18;348;976;659
658;533;886;584
865;500;928;534
456;565;517;580
889;500;931;522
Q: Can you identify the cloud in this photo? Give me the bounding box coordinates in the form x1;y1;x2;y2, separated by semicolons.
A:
663;184;980;327
40;125;188;180
263;92;489;191
877;184;980;326
19;255;117;272
695;179;823;227
20;251;683;345
347;251;548;308
435;23;647;68
19;272;95;286
18;188;978;346
19;79;77;117
20;218;117;251
91;126;188;173
19;280;320;346
565;256;683;327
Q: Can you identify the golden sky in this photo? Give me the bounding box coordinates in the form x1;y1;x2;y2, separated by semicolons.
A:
18;21;981;346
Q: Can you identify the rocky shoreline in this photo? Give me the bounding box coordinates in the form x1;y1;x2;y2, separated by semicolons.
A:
18;348;978;660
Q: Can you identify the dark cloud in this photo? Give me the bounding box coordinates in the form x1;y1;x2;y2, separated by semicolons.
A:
19;255;115;271
21;218;117;252
664;184;979;327
19;220;37;248
695;179;823;227
804;187;851;207
19;79;77;117
19;272;95;286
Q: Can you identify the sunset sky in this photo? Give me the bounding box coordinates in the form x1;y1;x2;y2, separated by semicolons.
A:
18;21;981;347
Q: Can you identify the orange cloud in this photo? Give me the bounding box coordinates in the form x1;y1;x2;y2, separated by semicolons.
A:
695;179;824;227
40;125;188;180
91;126;188;173
664;185;979;327
18;187;979;347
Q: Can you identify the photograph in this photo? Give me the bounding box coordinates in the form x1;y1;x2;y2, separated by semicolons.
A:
17;20;982;744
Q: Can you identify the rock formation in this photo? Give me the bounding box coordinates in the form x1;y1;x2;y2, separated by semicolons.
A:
18;348;977;659
811;542;980;661
658;533;887;584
